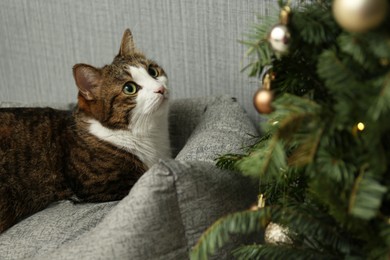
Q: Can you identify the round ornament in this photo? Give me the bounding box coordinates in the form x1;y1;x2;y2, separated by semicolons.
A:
264;222;292;244
333;0;388;33
268;24;291;55
253;89;273;114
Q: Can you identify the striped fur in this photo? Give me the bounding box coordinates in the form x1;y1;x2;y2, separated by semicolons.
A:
0;29;170;233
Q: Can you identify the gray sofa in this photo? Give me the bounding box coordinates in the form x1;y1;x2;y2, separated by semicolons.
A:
0;1;273;258
0;96;258;259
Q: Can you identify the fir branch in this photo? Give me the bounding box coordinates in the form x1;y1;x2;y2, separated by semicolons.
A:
317;50;361;91
215;134;270;171
190;209;270;260
379;223;390;248
232;93;325;203
314;147;356;186
271;94;324;168
232;244;266;260
349;166;387;220
233;244;335;260
241;12;279;77
317;49;376;128
191;204;356;259
365;222;390;260
308;169;353;224
215;153;245;171
288;126;323;167
364;32;390;61
236;137;287;180
368;72;390;120
291;2;339;46
259;167;308;206
276;205;355;257
337;33;382;73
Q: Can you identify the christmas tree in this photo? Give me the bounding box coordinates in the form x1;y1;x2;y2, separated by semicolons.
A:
191;0;390;259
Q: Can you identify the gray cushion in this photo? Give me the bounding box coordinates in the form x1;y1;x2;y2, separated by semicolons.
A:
175;96;255;162
0;201;117;259
0;96;258;259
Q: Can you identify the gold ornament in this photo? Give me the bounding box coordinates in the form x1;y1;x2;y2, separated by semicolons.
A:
250;193;292;245
257;194;266;208
250;194;266;211
279;6;291;25
264;222;292;245
333;0;388;33
253;73;274;114
253;89;274;114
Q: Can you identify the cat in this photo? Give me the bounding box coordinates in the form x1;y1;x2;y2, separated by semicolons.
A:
0;29;171;233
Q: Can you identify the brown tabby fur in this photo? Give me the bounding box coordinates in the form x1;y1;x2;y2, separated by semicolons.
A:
0;29;166;233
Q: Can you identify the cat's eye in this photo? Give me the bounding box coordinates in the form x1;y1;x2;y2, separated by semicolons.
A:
148;66;159;78
123;82;138;95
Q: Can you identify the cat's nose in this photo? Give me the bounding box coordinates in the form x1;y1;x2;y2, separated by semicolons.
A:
154;86;165;95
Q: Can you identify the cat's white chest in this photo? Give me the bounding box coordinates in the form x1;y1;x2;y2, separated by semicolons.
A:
87;114;171;169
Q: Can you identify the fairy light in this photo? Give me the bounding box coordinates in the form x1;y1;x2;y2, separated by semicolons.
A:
357;122;365;131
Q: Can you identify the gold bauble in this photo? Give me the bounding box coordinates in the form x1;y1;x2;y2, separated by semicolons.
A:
264;222;292;244
253;89;274;114
333;0;388;33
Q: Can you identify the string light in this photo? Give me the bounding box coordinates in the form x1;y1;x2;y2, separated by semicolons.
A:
352;122;365;136
357;122;365;131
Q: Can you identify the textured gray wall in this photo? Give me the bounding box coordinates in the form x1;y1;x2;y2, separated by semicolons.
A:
0;0;277;124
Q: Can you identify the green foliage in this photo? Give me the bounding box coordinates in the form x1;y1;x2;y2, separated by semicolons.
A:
369;72;390;120
190;209;269;260
233;244;334;260
191;204;360;259
193;0;390;259
240;9;279;77
237;138;286;179
349;169;387;220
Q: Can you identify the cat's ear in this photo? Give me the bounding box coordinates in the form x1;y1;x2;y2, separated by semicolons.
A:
119;28;136;57
73;64;101;101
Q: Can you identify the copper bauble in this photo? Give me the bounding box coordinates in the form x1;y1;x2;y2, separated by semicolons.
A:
268;24;291;55
333;0;388;33
253;89;273;114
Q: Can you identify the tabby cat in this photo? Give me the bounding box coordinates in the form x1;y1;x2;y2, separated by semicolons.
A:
0;29;170;233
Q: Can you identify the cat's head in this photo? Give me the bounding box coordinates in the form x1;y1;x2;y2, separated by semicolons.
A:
73;29;169;129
